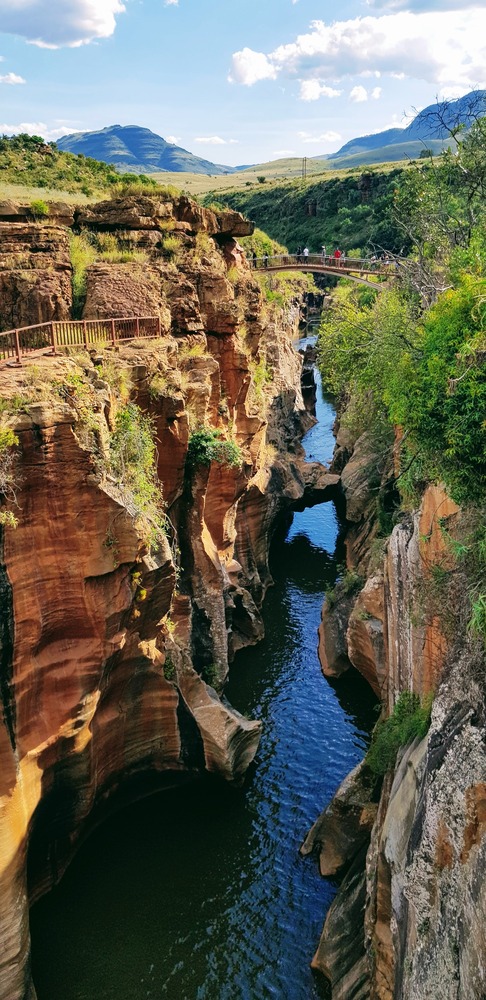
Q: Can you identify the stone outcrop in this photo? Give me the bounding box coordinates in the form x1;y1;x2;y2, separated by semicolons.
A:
0;193;329;1000
0;223;72;330
307;409;486;998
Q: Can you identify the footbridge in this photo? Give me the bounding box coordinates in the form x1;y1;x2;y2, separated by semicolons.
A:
250;253;395;289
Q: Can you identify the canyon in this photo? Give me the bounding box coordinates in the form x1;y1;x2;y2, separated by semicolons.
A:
0;193;337;1000
0;190;484;1000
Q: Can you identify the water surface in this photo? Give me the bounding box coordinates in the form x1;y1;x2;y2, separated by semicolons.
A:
30;342;376;1000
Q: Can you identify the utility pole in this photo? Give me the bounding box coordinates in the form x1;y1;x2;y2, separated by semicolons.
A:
302;156;307;180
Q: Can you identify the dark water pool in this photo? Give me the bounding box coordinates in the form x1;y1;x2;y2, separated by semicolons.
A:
30;344;377;1000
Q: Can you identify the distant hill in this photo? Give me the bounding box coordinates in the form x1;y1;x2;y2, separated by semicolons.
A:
57;125;238;176
324;90;486;166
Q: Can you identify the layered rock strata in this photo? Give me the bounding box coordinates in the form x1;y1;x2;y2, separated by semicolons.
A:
308;420;486;998
0;195;331;1000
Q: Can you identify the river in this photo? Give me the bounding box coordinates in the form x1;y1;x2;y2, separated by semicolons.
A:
30;339;377;1000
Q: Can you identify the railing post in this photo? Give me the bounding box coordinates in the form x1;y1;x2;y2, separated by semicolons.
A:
111;318;116;349
13;328;21;365
157;316;161;337
83;320;88;351
136;317;140;338
50;322;57;356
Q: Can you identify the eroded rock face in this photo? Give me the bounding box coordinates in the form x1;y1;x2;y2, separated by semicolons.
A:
310;416;485;1000
0;196;325;1000
0;223;72;330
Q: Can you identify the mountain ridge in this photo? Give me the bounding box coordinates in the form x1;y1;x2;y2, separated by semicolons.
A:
57;124;238;176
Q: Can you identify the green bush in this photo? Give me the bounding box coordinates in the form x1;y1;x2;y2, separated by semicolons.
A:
186;428;242;470
110;402;166;547
366;692;432;777
30;199;49;218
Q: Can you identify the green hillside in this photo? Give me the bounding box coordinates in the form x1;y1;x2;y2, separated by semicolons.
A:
325;138;451;170
57;125;236;176
203;167;408;256
0;132;159;199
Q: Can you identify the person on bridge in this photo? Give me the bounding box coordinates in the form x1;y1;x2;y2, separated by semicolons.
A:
321;245;326;261
296;246;302;262
303;246;309;258
263;251;269;267
333;248;342;266
252;250;257;268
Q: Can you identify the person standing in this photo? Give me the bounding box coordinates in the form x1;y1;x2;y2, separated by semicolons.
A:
303;246;309;259
252;250;257;268
321;245;326;261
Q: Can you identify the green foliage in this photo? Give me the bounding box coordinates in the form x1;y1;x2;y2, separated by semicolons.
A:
160;235;180;259
201;663;220;686
469;595;486;643
110;402;166;547
324;567;364;608
30;199;49;218
318;275;486;508
388;277;486;506
208;167;407;256
186;428;242;470
0;133;159;199
239;227;287;259
0;426;19;524
69;232;96;318
366;692;433;777
163;656;176;682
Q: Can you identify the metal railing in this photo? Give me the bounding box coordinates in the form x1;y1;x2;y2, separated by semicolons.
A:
248;253;395;274
0;316;162;365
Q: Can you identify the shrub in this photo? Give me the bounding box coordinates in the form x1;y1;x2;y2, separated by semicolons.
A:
366;692;432;777
160;235;179;260
110;402;167;547
186;428;242;470
0;426;19;526
29;199;49;218
69;232;96;318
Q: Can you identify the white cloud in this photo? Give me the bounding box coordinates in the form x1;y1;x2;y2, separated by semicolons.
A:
166;135;181;144
194;136;238;145
230;12;486;93
298;129;342;144
0;0;125;48
228;47;278;85
273;148;296;155
366;0;480;9
0;72;25;84
299;79;341;101
164;0;179;5
0;121;80;141
350;85;368;102
371;86;382;99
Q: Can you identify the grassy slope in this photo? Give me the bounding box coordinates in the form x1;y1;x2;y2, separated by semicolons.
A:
201;167;409;256
0;134;159;203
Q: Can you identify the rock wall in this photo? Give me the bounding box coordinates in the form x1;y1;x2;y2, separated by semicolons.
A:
0;195;328;1000
308;421;486;999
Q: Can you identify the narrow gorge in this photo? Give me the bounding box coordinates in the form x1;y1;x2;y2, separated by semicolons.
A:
0;184;485;1000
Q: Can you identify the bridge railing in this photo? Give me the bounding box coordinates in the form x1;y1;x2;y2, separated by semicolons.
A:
248;253;393;272
0;316;162;365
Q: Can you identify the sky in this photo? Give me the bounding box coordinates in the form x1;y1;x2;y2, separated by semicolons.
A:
0;0;485;166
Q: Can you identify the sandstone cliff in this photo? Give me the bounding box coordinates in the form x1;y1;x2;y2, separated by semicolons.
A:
308;423;486;999
0;195;326;1000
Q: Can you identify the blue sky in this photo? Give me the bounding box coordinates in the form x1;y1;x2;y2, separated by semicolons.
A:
0;0;484;165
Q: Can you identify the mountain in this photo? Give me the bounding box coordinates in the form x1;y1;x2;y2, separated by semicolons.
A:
57;125;238;176
325;90;486;165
